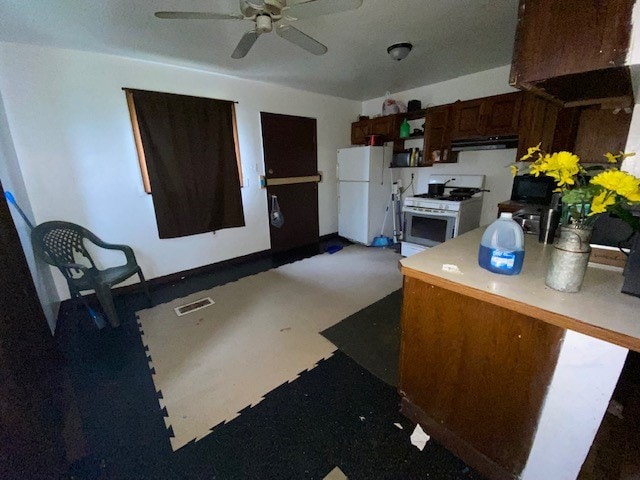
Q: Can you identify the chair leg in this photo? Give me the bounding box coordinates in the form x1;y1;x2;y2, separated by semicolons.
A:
94;284;120;328
138;268;152;306
69;287;106;330
76;293;106;330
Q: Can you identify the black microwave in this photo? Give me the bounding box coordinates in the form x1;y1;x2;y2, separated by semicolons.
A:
510;174;557;205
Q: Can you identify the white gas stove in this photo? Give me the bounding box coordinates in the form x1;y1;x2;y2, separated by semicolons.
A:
401;174;486;256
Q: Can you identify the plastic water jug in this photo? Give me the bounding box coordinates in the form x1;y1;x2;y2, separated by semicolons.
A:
478;212;525;275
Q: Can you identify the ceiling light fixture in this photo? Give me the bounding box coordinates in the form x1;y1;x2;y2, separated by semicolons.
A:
387;42;413;61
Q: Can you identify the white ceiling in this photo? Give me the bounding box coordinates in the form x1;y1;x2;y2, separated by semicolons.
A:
0;0;520;101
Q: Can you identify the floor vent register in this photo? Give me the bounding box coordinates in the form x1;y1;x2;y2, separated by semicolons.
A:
174;297;215;317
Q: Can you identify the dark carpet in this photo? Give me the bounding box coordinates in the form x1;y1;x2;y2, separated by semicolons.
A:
174;351;482;480
321;289;402;387
50;241;484;479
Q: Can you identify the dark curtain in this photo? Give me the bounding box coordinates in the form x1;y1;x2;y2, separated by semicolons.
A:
129;89;245;239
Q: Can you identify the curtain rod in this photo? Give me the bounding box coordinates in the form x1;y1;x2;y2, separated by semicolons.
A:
122;87;239;104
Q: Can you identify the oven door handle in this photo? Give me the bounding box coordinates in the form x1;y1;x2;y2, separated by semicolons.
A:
403;209;457;217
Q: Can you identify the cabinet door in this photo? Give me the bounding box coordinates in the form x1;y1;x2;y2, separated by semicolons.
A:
452;93;523;139
451;99;485;139
517;94;560;160
371;115;398;139
483;92;522;136
424;105;456;166
510;0;633;85
351;120;371;145
573;107;633;163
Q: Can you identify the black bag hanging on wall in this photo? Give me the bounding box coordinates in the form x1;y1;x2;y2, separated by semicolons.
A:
270;195;284;228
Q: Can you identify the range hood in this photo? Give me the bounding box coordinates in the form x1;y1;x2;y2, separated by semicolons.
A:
451;135;519;152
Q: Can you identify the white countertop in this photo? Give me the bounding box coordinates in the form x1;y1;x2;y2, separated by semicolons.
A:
400;228;640;351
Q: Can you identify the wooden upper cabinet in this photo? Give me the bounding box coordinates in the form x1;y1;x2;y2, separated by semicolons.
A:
423;105;456;166
451;92;522;139
451;99;485;139
573;107;633;163
517;94;560;160
370;115;399;138
351;119;371;145
350;115;399;145
510;0;634;102
484;93;522;135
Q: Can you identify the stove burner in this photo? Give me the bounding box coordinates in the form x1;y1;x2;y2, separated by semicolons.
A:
413;187;489;202
414;193;473;201
414;193;445;199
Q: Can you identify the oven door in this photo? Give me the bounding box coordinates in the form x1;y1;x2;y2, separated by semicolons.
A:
404;210;457;247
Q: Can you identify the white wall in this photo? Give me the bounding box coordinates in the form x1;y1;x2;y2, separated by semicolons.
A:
364;66;518;226
391;149;517;227
622;3;640;174
627;1;640;66
522;330;628;480
623;106;640;177
0;91;60;332
0;42;360;301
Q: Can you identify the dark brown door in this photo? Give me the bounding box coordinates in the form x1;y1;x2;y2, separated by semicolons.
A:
260;112;319;252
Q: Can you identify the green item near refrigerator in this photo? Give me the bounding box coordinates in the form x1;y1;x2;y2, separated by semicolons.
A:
399;118;410;138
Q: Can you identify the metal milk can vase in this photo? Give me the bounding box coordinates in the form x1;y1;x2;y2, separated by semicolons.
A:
545;225;593;293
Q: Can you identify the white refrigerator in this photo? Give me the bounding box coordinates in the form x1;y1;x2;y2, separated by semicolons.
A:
337;145;392;245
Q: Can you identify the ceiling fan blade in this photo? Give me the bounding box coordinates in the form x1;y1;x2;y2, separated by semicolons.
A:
232;31;261;58
155;11;245;20
284;0;363;20
276;25;327;55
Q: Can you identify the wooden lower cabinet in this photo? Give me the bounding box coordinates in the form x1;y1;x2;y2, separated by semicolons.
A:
399;276;564;479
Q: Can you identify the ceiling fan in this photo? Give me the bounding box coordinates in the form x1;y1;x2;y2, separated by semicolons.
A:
155;0;363;59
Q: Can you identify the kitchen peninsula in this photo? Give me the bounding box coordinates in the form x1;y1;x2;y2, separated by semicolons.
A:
398;229;639;480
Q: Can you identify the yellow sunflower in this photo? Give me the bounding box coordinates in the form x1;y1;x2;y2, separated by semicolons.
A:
588;191;616;216
590;170;640;203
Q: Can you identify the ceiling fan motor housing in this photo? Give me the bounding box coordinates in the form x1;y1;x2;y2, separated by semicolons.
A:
240;0;285;19
256;14;273;33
